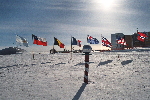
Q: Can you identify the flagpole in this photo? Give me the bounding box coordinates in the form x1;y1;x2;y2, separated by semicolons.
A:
101;34;102;51
15;34;18;48
53;44;54;54
16;35;17;48
137;28;141;47
71;36;72;60
71;36;72;52
53;37;55;54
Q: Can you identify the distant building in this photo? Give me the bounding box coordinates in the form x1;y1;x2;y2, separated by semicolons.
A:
132;33;144;47
145;32;150;47
0;47;25;55
133;32;150;47
111;31;150;50
124;35;133;49
111;33;124;50
111;34;116;50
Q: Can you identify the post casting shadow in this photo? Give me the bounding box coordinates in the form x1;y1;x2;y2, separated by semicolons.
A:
72;83;87;100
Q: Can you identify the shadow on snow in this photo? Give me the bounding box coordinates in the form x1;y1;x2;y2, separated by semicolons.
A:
72;83;87;100
97;60;113;67
74;62;94;66
121;60;133;65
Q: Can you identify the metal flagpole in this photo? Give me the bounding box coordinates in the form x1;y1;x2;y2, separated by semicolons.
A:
53;37;55;54
71;36;72;60
15;34;18;48
137;28;141;47
101;34;102;51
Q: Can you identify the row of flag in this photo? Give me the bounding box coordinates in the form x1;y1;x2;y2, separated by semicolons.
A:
15;32;148;48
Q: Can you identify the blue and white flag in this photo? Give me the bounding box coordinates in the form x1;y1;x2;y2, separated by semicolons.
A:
87;35;99;44
16;35;29;47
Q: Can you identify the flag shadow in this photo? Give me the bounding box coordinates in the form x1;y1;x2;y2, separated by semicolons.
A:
97;60;113;67
74;63;85;66
121;60;133;65
74;62;94;66
0;64;18;69
55;62;66;65
72;83;87;100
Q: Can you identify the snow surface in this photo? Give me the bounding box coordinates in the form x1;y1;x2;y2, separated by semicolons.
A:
0;51;150;100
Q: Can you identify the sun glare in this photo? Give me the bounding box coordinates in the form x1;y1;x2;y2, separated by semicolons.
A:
101;0;114;7
93;0;115;10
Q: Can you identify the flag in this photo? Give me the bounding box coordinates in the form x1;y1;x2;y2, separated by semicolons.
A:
32;34;47;46
87;35;99;44
72;37;81;47
137;32;147;42
116;36;127;46
71;37;77;45
54;37;65;48
16;35;28;47
102;36;112;48
77;40;81;47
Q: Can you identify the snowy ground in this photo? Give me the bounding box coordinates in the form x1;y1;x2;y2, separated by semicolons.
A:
0;51;150;100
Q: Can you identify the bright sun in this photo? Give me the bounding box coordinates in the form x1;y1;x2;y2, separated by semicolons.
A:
94;0;114;9
101;0;114;7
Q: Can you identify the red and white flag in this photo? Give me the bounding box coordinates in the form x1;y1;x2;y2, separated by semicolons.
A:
137;32;147;42
32;34;47;46
116;37;127;46
102;36;112;48
77;40;81;47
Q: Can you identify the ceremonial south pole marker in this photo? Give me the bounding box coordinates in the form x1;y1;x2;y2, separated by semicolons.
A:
82;45;92;84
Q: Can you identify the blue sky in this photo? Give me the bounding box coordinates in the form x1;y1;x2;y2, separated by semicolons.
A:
0;0;150;51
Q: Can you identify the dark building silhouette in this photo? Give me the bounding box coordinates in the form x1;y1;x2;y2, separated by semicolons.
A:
145;32;150;47
132;32;150;47
0;47;25;55
124;35;133;49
